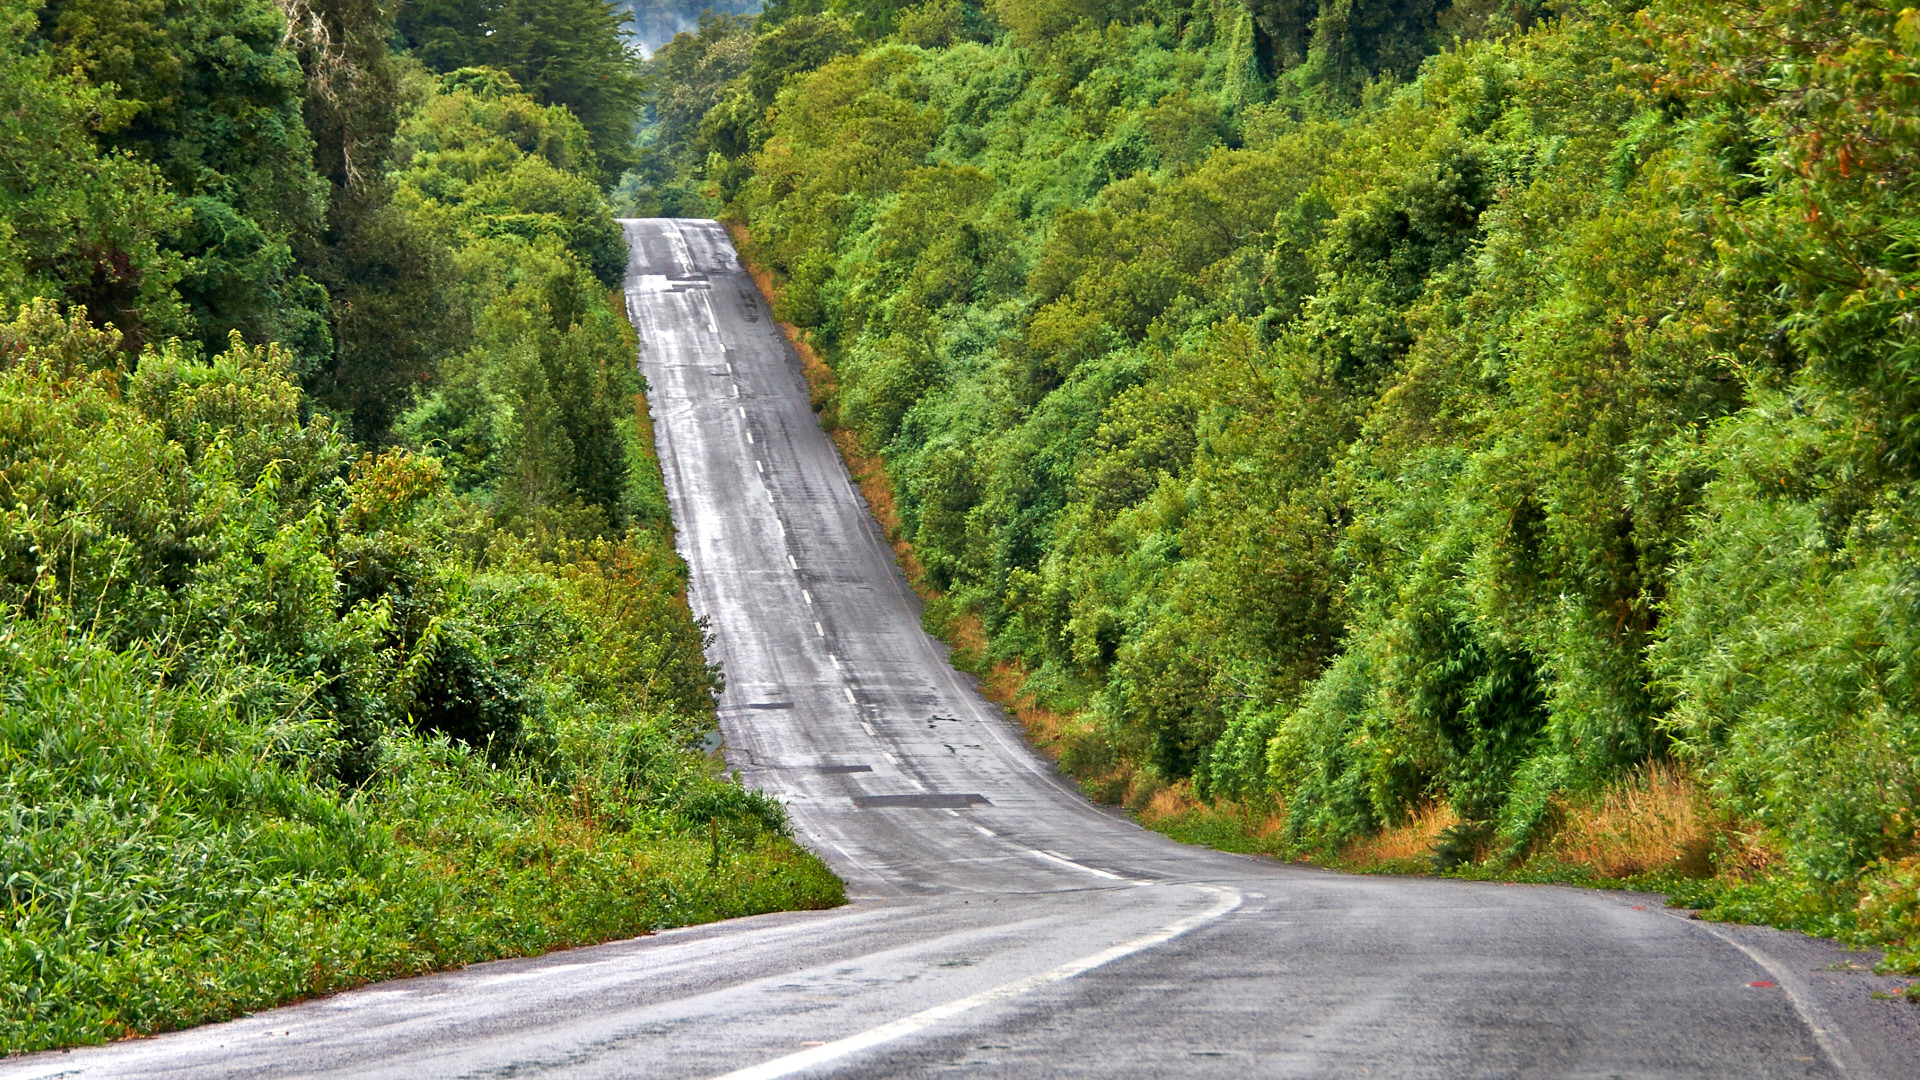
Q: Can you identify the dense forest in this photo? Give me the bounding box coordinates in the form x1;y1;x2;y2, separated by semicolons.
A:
629;0;1920;969
0;0;837;1052
623;0;763;53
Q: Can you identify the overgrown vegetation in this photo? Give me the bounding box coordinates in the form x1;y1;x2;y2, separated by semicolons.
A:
629;0;1920;970
0;0;839;1054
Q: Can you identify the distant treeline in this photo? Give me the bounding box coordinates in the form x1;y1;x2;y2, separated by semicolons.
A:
0;0;837;1051
623;0;764;54
630;0;1920;967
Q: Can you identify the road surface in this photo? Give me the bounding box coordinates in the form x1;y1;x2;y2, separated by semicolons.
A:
7;219;1920;1079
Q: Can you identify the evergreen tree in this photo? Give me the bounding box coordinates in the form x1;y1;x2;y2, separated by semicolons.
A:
398;0;647;184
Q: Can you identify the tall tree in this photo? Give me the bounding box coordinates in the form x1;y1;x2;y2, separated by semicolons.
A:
398;0;647;185
289;0;463;439
34;0;331;364
0;0;184;344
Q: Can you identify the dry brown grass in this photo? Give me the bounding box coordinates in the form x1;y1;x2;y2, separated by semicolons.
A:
1140;782;1204;821
1341;804;1460;866
1549;762;1717;878
977;661;1074;754
1132;781;1288;853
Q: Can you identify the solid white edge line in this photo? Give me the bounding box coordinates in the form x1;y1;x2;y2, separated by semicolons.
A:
706;886;1240;1080
1665;912;1862;1076
1028;848;1125;882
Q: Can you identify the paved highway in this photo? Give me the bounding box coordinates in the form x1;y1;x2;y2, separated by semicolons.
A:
7;219;1920;1079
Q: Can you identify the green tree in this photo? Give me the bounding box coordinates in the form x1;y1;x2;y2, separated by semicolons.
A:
0;0;184;343
398;0;647;184
35;0;331;364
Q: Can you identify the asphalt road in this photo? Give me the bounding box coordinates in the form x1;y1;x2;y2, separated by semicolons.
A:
8;219;1920;1080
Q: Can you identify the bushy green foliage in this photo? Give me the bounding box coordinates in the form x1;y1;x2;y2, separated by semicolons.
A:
693;0;1920;952
0;0;846;1050
0;301;840;1052
393;69;646;532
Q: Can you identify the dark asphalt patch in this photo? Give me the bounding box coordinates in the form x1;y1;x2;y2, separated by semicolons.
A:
852;793;991;809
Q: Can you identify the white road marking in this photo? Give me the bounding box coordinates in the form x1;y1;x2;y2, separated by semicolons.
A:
844;688;857;704
756;460;764;474
884;751;899;764
731;384;739;397
746;431;754;444
802;590;812;604
1667;913;1863;1076
860;722;876;737
667;219;697;271
1029;849;1125;882
815;622;825;637
737;406;746;418
974;826;994;837
706;887;1241;1080
787;555;797;569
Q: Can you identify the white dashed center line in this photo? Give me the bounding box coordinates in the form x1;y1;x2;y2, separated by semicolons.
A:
1028;849;1126;882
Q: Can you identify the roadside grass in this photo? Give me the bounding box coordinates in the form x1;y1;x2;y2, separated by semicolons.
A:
1335;804;1460;874
0;625;842;1055
1545;763;1717;880
727;235;1920;984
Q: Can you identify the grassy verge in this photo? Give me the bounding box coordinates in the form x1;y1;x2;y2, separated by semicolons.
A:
726;228;1920;987
0;627;842;1054
0;305;844;1055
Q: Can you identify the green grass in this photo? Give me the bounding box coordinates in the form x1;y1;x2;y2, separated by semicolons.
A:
0;625;842;1054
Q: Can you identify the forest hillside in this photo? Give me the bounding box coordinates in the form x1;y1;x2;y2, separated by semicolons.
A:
0;0;837;1052
630;0;1920;970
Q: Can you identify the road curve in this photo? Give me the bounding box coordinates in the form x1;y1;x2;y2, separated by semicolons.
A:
7;219;1919;1080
